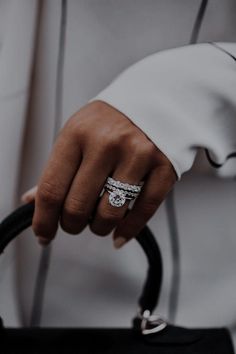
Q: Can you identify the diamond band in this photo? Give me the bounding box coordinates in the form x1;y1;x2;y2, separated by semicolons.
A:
104;177;143;208
106;177;143;193
104;184;139;198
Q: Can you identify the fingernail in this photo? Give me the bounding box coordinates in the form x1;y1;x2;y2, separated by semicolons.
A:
37;237;50;246
21;186;38;203
113;237;127;249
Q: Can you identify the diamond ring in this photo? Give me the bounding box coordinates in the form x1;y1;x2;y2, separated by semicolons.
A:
104;177;143;208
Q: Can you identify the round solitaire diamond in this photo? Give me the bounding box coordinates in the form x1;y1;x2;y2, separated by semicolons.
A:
108;190;126;207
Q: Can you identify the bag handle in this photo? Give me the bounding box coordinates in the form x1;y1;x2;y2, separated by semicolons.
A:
0;202;162;316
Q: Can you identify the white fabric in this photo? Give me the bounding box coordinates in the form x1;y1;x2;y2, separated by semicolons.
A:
0;1;236;350
94;42;236;179
0;0;38;325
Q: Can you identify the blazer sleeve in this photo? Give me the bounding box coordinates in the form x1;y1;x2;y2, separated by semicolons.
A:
91;42;236;179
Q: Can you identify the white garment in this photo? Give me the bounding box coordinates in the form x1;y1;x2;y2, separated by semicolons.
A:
94;42;236;178
0;1;236;349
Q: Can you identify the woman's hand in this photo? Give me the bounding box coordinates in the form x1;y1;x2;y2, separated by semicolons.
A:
22;101;176;247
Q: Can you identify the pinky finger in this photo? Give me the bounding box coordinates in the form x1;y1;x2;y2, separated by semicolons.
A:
113;165;176;249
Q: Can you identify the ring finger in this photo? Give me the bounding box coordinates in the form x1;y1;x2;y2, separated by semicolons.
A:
89;159;148;237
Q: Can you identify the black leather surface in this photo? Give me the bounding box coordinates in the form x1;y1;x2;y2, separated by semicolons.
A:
1;326;234;354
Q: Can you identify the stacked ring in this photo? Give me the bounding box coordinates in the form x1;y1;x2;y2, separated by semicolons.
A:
104;177;143;207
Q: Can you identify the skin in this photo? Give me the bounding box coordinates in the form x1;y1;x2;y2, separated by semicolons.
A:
22;101;177;248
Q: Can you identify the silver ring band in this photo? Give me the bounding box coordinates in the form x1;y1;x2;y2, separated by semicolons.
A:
104;177;143;207
104;184;139;198
106;177;143;193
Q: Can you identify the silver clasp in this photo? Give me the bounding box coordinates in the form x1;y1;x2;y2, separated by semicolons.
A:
140;309;167;335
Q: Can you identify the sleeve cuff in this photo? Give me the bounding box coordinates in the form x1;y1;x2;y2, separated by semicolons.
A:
90;43;236;180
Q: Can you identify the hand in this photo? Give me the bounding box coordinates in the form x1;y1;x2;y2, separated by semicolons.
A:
22;101;177;247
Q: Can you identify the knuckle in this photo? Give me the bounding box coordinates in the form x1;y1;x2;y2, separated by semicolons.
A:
127;137;141;152
159;164;177;186
143;142;158;158
142;144;158;161
38;182;63;206
91;100;108;111
72;122;88;142
97;134;120;153
65;115;88;141
129;139;156;160
64;197;88;220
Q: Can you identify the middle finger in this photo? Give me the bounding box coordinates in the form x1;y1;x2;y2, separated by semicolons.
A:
61;154;112;234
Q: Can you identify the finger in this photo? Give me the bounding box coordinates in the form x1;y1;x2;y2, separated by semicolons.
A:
89;154;149;237
60;153;112;235
33;126;82;243
21;186;38;203
113;165;176;248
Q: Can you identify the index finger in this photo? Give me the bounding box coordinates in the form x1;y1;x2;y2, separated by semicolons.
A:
32;125;82;243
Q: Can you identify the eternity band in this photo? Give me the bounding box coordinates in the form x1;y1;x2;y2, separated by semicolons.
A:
106;177;143;193
104;177;143;208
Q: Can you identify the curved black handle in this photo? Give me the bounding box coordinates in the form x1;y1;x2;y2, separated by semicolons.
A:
0;202;162;315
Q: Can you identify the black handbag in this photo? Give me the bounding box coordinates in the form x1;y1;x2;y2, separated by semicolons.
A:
0;202;234;353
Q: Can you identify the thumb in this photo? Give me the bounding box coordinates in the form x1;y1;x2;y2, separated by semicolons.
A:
21;186;38;203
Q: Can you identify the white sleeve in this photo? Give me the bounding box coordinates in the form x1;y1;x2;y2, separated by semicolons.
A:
91;43;236;179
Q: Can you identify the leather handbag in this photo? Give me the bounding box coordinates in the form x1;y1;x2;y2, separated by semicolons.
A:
0;202;234;353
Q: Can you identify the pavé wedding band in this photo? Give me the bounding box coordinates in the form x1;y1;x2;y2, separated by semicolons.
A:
104;177;143;207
